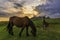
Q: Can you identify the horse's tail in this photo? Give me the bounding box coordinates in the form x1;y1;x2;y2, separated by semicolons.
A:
7;18;14;35
7;20;10;31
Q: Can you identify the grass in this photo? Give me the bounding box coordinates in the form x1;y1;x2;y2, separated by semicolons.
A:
0;18;60;40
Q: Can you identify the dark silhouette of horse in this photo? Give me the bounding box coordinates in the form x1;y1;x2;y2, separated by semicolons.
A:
7;16;36;37
42;16;49;30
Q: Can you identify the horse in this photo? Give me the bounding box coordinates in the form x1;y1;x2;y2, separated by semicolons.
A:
7;16;36;37
42;16;49;30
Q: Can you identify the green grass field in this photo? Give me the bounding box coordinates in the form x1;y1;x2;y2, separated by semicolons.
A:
0;19;60;40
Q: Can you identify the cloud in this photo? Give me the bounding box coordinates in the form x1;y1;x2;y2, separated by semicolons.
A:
0;11;12;17
1;0;60;18
0;0;40;17
36;0;60;18
0;0;24;17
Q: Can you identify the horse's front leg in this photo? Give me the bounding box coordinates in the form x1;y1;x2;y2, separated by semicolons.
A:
19;26;25;37
26;26;29;36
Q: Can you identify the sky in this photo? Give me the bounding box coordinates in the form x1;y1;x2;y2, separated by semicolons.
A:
0;0;60;20
36;0;60;18
0;0;47;18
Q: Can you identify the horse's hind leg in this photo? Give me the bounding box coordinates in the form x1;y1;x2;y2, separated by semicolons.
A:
19;27;25;36
7;22;14;35
26;26;29;36
9;26;14;35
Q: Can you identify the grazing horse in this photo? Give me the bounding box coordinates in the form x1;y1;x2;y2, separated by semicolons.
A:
7;16;36;37
42;16;49;30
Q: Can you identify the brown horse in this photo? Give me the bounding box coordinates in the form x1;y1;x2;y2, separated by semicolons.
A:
7;16;36;37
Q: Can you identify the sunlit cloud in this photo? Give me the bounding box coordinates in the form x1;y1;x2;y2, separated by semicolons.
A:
0;0;48;21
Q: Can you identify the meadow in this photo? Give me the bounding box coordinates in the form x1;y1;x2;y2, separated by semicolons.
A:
0;18;60;40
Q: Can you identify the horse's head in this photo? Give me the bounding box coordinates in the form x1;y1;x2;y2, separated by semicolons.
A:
25;16;37;37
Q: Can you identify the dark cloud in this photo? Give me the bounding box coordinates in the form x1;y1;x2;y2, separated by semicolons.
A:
0;11;11;17
14;3;23;8
35;0;60;18
0;9;23;17
0;11;19;17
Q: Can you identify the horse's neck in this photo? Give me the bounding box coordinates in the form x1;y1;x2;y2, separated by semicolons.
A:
30;23;36;31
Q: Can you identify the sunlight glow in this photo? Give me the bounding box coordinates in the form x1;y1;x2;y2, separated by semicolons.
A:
0;17;9;21
18;6;38;18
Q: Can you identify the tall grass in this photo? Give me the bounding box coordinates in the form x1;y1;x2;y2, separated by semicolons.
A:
0;18;60;40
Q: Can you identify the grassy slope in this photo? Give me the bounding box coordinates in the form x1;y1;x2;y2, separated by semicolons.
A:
0;19;60;40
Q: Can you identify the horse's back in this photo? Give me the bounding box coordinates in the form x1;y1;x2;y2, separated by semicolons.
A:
9;16;30;27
